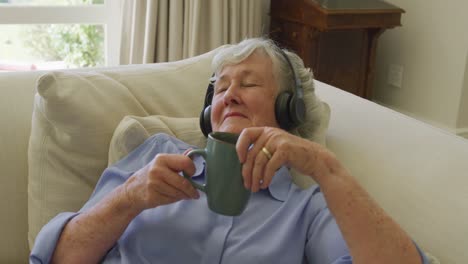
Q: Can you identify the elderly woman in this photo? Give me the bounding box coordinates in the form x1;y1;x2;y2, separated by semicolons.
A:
30;38;428;264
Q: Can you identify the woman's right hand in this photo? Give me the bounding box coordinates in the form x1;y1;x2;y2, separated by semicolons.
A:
123;153;200;212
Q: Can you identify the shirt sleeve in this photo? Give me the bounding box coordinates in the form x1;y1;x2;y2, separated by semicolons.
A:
414;242;431;264
29;134;185;264
29;165;133;264
29;212;79;264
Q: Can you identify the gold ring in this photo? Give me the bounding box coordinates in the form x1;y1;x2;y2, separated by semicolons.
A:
261;147;273;160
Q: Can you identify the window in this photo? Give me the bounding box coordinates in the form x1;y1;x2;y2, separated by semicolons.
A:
0;0;121;71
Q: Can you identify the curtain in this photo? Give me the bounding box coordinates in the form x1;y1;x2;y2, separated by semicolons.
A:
119;0;270;64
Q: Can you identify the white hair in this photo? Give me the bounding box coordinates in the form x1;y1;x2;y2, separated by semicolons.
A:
211;38;327;142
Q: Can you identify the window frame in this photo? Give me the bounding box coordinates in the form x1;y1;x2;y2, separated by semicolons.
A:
0;0;122;67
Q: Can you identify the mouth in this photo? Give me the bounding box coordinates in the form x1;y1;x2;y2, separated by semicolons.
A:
224;112;247;121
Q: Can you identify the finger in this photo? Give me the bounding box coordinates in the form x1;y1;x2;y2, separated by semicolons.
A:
164;154;197;177
157;154;197;180
242;165;252;190
236;127;264;163
182;148;193;155
238;128;272;190
154;153;196;175
261;151;285;189
153;176;190;200
163;172;200;199
155;154;199;199
242;132;269;176
251;150;269;192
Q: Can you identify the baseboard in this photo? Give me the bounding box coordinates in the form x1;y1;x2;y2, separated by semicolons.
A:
373;100;457;131
456;127;468;139
373;100;468;139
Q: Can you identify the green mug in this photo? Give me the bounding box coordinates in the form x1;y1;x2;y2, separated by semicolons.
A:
183;132;251;216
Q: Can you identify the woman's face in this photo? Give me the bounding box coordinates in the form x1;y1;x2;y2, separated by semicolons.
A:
210;52;280;134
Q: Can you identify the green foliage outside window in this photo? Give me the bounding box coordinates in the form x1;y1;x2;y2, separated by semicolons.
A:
21;0;105;68
23;24;104;68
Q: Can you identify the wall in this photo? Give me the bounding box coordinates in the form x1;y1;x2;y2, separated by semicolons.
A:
261;0;271;34
373;0;468;136
456;51;468;137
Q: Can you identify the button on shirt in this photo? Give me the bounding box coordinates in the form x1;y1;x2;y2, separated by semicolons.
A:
30;133;428;264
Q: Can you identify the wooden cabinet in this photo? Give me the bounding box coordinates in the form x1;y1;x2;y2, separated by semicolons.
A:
270;0;404;99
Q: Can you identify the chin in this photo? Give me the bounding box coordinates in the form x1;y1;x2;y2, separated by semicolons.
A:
216;124;248;134
217;127;243;134
214;118;258;134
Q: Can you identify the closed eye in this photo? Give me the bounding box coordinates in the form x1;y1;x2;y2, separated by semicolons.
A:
214;87;228;94
241;83;258;87
214;80;229;94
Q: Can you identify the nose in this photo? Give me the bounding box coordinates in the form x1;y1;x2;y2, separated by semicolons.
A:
223;83;241;106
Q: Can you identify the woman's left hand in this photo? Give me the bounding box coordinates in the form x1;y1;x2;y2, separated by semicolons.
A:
236;126;332;192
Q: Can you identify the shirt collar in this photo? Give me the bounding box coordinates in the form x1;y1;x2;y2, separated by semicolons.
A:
266;166;291;202
191;158;291;202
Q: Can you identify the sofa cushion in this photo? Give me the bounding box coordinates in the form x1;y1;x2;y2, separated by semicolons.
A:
27;48;219;248
108;115;207;165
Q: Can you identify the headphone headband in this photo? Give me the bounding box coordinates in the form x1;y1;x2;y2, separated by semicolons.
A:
277;48;304;100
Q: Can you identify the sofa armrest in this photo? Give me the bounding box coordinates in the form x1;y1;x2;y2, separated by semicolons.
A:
316;80;468;264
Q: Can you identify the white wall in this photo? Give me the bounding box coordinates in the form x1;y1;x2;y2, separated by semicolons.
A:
373;0;468;136
456;51;468;137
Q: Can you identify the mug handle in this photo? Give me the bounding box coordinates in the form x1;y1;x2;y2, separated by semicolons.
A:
183;149;207;192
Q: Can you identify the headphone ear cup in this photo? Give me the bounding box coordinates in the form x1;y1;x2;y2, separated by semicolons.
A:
275;92;292;130
200;105;212;137
200;79;214;137
289;95;306;126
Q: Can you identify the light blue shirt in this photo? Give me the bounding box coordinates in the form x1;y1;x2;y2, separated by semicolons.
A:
30;133;428;264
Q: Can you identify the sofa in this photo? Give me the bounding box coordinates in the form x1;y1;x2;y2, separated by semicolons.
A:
1;46;467;264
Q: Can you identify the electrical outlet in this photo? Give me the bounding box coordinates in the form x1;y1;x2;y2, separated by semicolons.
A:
387;64;404;88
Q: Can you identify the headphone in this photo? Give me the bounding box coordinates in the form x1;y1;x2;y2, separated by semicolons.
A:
199;48;306;137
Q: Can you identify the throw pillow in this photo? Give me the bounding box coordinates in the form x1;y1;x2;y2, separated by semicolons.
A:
27;46;220;249
108;115;206;165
